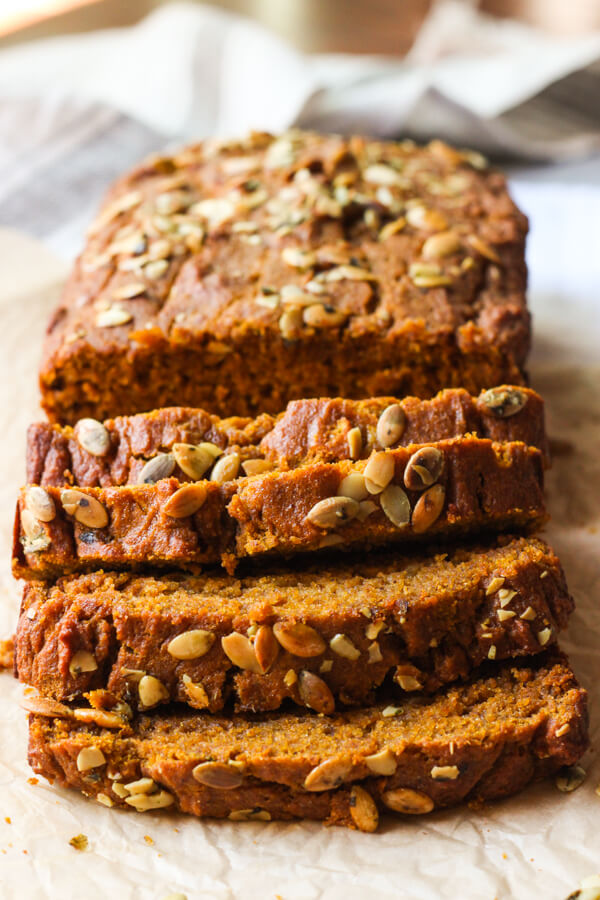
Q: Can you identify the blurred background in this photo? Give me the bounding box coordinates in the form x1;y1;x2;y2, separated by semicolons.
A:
0;0;598;263
1;0;600;51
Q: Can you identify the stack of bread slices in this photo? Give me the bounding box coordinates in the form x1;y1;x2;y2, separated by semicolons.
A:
13;130;587;832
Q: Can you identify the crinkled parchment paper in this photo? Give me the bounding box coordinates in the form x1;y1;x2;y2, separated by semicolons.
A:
0;178;599;899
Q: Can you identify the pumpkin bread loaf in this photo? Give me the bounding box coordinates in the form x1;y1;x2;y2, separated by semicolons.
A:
25;652;588;832
15;537;572;714
39;131;530;425
14;435;546;578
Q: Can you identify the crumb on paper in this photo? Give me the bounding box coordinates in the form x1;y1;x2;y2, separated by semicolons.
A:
4;817;11;825
27;778;38;786
69;834;88;851
0;637;14;669
144;834;154;846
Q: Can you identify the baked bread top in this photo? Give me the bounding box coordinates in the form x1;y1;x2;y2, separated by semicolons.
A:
39;130;530;423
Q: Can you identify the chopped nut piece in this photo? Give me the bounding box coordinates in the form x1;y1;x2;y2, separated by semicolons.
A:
520;606;536;621
76;747;106;772
69;834;89;851
486;576;505;596
431;765;459;781
538;627;552;646
365;748;397;775
329;633;360;660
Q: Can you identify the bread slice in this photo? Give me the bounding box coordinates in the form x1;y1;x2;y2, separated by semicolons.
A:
14;436;546;578
16;537;572;714
27;386;548;488
25;652;588;832
38;131;530;425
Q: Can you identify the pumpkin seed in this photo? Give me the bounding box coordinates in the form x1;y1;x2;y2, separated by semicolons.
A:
95;305;133;328
479;387;527;418
298;670;335;714
60;490;109;528
555;765;586;793
69;650;98;677
125;791;174;811
254;625;279;673
173;442;222;480
221;632;262;673
380;484;411;528
210;452;240;484
338;473;368;502
305;495;359;529
273;622;326;657
421;230;462;259
25;486;56;522
138;675;169;709
303;304;346;328
192;762;243;789
75;418;111;457
411;484;445;533
467;234;500;263
349;785;379;833
304;758;352;792
138;453;176;484
364;451;395;493
404;447;444;490
406;205;448;232
163;483;208;518
167;629;214;660
376;404;406;448
228;808;271;821
363;164;404;186
281;247;316;269
278;305;303;340
241;459;274;476
382;788;434;814
379;217;406;241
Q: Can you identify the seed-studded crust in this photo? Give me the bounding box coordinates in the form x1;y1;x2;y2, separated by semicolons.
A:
15;537;573;713
38;131;530;425
13;436;546;579
26;653;588;831
26;386;548;488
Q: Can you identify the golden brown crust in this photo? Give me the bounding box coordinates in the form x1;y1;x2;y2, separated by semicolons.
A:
26;653;588;831
13;437;546;579
26;386;548;487
15;537;572;713
39;131;529;425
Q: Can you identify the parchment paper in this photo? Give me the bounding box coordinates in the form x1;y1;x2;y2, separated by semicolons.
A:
0;174;599;899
